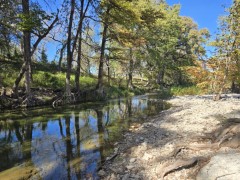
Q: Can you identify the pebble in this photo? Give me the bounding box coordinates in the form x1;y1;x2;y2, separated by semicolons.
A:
130;158;136;163
109;173;117;180
98;170;106;176
122;174;130;180
126;165;134;170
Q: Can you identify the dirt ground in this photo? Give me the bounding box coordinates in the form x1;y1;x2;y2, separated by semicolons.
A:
100;94;240;180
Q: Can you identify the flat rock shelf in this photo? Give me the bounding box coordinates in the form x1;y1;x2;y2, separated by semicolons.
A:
101;94;240;180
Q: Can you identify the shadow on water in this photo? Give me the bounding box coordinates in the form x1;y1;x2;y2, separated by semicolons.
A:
0;94;170;179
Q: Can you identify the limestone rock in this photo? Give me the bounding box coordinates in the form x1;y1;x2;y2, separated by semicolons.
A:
142;152;153;161
130;158;136;163
197;151;240;180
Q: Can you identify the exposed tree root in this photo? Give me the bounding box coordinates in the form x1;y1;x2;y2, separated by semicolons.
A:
159;158;198;179
21;94;42;107
0;88;18;109
52;92;76;107
161;118;240;179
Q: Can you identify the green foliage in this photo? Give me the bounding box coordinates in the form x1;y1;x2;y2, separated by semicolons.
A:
17;2;54;32
170;86;204;96
33;71;64;88
105;86;133;99
17;13;36;31
33;71;97;89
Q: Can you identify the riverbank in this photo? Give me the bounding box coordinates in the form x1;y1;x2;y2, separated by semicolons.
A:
0;86;145;110
100;94;240;179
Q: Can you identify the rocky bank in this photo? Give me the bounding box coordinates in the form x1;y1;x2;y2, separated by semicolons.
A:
99;94;240;180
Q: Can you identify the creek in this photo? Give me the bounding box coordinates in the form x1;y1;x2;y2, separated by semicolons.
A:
0;94;169;179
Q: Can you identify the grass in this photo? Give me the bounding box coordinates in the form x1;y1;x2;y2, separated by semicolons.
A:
170;86;204;96
1;63;146;100
1;70;98;90
1;64;203;98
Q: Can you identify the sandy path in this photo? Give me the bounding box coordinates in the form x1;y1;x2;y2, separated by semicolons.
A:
100;94;240;180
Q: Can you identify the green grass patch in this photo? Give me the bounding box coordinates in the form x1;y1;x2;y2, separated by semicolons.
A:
170;86;203;96
32;71;97;89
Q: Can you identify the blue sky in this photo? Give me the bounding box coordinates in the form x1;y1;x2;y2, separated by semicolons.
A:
166;0;232;37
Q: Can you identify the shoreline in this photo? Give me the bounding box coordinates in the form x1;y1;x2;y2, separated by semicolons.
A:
100;94;240;179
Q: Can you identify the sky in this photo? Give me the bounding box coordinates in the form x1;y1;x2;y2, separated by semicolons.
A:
166;0;232;37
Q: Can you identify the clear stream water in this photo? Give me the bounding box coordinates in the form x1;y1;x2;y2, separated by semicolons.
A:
0;94;169;179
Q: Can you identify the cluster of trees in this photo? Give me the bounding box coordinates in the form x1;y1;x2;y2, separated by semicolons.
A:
0;0;211;104
186;0;240;98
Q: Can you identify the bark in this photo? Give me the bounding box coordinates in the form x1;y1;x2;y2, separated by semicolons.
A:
22;0;31;96
96;7;110;92
12;61;26;95
127;48;134;89
65;0;75;97
107;56;110;85
58;42;67;71
75;27;82;92
75;0;91;92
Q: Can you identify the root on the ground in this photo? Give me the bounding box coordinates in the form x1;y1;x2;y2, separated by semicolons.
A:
161;118;240;179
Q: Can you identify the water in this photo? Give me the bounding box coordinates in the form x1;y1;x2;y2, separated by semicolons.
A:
0;94;169;179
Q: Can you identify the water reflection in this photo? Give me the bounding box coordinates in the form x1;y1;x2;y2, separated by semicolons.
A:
0;95;169;179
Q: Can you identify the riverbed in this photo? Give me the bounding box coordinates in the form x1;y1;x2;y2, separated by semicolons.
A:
101;94;240;180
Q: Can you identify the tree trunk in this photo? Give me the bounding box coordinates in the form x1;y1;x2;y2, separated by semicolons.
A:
75;0;85;93
58;43;67;71
107;56;110;85
12;4;58;95
96;7;110;93
22;0;31;96
127;48;134;89
157;64;165;86
12;62;26;95
65;0;75;98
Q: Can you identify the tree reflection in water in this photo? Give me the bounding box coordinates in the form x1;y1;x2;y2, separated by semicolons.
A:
0;95;169;179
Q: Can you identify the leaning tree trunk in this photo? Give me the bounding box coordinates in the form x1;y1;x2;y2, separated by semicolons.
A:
12;8;58;96
96;7;110;94
12;62;26;95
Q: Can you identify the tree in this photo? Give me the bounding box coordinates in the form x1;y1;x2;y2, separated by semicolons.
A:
96;1;110;94
40;46;48;64
75;0;92;93
22;0;31;96
96;0;141;91
184;0;239;99
12;1;59;98
65;0;75;101
0;0;20;60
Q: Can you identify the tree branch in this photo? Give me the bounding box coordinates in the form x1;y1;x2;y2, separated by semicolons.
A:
31;11;59;56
